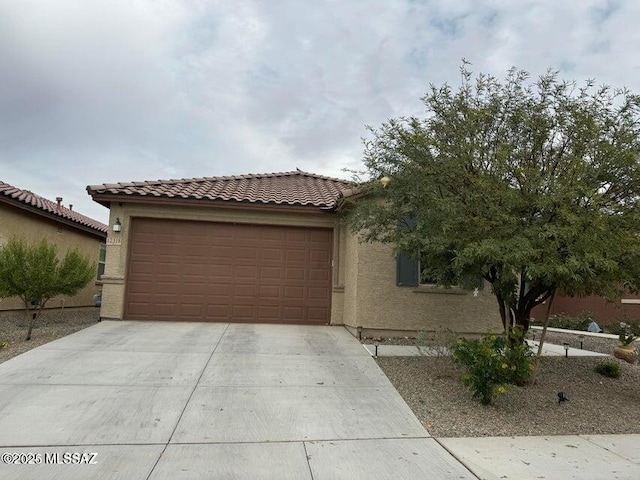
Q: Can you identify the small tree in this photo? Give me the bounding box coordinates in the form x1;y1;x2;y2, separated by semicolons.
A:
347;63;640;333
0;238;96;340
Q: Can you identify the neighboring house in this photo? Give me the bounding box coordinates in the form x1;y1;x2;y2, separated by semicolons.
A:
87;171;501;335
0;181;108;311
532;293;640;326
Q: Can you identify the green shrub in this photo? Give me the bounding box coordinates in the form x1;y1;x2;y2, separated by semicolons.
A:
451;328;534;405
594;360;621;378
543;312;595;331
607;321;640;337
501;328;536;386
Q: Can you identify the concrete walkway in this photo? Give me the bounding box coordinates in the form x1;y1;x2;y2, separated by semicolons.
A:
363;341;609;357
0;321;471;479
440;434;640;480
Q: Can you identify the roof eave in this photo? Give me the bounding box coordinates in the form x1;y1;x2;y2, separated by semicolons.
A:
87;192;340;214
0;196;107;239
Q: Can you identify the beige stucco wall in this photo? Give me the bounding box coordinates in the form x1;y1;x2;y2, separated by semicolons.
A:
0;202;104;311
343;230;503;335
100;202;339;320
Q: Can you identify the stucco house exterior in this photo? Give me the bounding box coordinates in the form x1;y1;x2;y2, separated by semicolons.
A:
87;171;501;335
0;180;108;311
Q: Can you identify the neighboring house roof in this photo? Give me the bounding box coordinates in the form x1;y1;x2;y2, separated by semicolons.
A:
0;180;108;237
87;170;353;209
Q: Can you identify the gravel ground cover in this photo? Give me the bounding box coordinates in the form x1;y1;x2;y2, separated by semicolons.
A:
377;348;640;438
0;307;99;364
531;330;622;355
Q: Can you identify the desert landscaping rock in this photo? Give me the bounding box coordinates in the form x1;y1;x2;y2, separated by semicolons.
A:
0;307;99;364
378;355;640;438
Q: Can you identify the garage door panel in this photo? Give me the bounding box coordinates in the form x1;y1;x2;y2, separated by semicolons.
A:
237;229;259;240
285;249;307;263
284;286;304;299
258;306;279;319
260;266;282;280
232;305;256;318
155;275;180;284
231;284;255;296
209;245;234;257
182;283;211;295
210;265;233;278
155;294;179;304
309;287;330;300
259;285;281;298
236;266;258;279
285;268;305;281
282;306;304;320
209;286;234;298
309;268;330;281
308;307;329;320
182;263;208;275
207;304;230;318
183;245;210;257
179;303;205;316
285;229;306;241
125;219;332;324
261;248;284;262
310;250;331;263
128;279;152;294
261;228;286;241
130;261;154;274
236;247;259;260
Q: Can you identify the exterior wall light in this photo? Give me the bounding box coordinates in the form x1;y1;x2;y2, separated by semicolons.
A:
112;218;122;233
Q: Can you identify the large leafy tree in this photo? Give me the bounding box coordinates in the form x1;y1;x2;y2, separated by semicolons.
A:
0;238;96;340
347;64;640;333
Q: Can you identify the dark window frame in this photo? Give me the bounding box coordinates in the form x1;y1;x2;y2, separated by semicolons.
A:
97;242;106;280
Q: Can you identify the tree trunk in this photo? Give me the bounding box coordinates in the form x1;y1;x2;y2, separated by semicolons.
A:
514;308;531;332
25;300;47;341
535;290;556;357
24;302;34;341
531;290;556;384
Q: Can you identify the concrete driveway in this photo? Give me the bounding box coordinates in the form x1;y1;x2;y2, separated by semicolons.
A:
0;321;472;479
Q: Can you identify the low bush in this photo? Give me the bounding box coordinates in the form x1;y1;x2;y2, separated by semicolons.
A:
543;312;595;331
606;320;640;336
416;327;457;378
451;328;534;405
594;360;621;379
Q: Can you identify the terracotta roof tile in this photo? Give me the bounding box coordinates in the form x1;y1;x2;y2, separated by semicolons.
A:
0;180;108;235
87;171;353;209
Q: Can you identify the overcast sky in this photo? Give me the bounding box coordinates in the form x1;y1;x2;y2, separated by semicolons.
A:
1;0;638;223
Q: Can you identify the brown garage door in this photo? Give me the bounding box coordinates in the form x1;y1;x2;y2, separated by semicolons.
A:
124;218;333;324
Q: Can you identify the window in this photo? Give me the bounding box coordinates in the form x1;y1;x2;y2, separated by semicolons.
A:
419;252;438;285
397;251;479;289
97;243;106;279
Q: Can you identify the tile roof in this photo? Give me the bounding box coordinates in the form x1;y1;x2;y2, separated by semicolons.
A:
0;181;108;235
87;171;353;209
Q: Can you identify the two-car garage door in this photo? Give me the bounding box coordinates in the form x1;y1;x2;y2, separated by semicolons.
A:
124;218;333;324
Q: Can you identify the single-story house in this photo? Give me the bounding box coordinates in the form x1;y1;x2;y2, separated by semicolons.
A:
0;180;108;311
87;171;502;335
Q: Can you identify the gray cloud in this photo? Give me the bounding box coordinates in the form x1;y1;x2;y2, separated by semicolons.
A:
1;0;639;222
